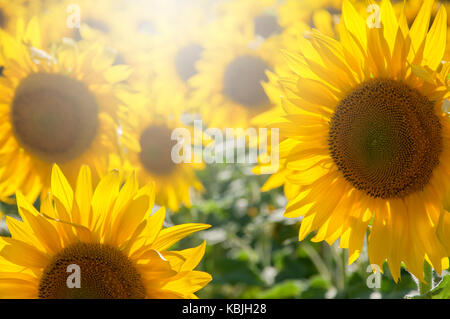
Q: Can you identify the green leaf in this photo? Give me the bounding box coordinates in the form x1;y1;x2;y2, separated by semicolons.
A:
257;280;305;299
431;275;450;299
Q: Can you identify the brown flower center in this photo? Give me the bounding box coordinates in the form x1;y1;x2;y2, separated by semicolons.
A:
0;9;6;29
253;14;282;38
11;73;99;163
223;55;270;108
84;18;110;33
137;20;156;35
175;43;204;82
38;243;146;299
139;124;177;175
328;79;442;199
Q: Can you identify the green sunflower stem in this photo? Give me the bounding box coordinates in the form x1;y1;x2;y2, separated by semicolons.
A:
418;262;433;297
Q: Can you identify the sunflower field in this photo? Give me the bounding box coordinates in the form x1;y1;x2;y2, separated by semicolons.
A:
0;0;450;300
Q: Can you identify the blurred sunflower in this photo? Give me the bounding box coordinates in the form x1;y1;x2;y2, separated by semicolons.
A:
190;20;282;129
20;0;60;12
37;0;125;48
215;0;283;39
0;164;211;298
279;0;342;38
215;0;308;57
119;89;204;213
261;0;450;281
0;20;130;203
79;0;170;66
136;2;213;112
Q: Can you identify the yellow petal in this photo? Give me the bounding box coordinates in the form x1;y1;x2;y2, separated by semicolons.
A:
341;0;366;47
409;0;433;53
91;169;120;232
152;224;211;251
75;165;93;226
380;0;399;53
423;5;447;70
162;271;212;295
51;164;74;214
0;238;49;269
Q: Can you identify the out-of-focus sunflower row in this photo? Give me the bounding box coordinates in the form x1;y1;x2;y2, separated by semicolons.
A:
1;0;446;216
0;0;328;213
0;0;449;299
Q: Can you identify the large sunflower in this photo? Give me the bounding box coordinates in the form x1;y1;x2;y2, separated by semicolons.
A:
0;20;130;203
259;0;450;281
0;164;211;298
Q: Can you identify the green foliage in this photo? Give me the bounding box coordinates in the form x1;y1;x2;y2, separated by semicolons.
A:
432;275;450;299
171;163;420;299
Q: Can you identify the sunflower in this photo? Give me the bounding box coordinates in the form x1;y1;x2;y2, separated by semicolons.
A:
132;1;214;113
0;164;211;298
190;17;284;130
259;0;450;281
215;0;283;39
37;0;124;48
215;0;310;57
0;20;130;203
118;88;204;213
78;0;173;67
78;0;213;68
